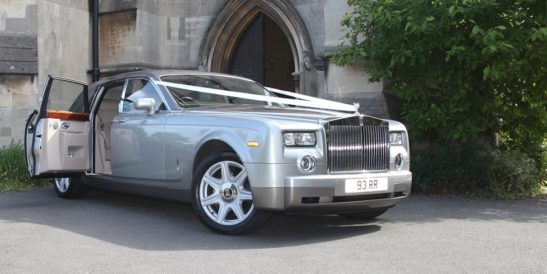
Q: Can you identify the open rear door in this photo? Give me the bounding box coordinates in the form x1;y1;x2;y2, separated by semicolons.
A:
24;76;89;178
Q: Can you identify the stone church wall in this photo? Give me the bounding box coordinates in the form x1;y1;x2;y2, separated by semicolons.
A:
97;0;389;117
0;0;38;146
0;0;392;145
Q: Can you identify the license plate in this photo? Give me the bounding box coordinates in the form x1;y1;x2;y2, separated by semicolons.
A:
345;178;388;193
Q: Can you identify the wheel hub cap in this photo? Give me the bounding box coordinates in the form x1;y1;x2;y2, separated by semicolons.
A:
222;183;238;201
55;177;70;193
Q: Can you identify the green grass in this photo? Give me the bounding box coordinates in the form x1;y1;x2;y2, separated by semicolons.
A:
0;142;49;192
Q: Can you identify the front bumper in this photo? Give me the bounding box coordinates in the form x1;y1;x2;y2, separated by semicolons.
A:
248;164;412;213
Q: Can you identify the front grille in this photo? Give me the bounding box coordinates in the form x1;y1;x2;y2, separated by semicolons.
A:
326;117;389;173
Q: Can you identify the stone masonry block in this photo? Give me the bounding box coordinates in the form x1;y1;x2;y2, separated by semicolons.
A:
0;127;12;137
0;86;12;108
0;33;37;49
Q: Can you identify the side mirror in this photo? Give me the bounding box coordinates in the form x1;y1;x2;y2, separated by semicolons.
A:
135;98;156;116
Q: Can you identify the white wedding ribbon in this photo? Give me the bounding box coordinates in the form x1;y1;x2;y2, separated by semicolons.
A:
154;81;359;113
266;87;361;112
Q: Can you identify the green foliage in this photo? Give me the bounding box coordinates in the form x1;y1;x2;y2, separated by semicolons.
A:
0;142;48;192
334;0;547;147
541;138;547;182
334;0;546;196
412;145;541;198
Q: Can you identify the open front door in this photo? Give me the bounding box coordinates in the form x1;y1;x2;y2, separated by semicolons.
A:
24;76;89;178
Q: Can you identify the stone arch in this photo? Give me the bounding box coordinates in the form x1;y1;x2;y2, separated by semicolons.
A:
199;0;315;92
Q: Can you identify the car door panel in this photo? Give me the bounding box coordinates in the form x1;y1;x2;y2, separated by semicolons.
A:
110;113;166;185
109;78;167;186
24;76;89;178
33;118;89;174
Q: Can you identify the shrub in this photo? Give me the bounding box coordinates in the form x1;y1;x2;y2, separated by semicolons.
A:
333;0;546;196
540;139;547;183
334;0;547;148
412;145;541;198
0;142;49;192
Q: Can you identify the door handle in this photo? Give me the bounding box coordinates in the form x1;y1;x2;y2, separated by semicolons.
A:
61;122;70;129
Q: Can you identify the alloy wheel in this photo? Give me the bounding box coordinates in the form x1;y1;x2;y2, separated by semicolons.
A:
198;160;254;226
54;177;71;193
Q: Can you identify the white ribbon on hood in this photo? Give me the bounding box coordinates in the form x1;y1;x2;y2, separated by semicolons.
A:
153;80;359;113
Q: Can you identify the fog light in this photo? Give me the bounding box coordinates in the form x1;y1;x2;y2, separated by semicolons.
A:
395;153;404;170
299;155;316;172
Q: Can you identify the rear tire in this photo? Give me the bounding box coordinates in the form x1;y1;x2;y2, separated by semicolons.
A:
53;177;87;199
191;151;271;235
338;208;389;220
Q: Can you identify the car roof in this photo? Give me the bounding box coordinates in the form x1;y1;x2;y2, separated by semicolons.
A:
88;69;253;96
92;70;251;85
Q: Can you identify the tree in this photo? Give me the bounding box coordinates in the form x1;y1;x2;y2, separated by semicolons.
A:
334;0;547;153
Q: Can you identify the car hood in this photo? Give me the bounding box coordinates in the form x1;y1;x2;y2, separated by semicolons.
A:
185;104;356;123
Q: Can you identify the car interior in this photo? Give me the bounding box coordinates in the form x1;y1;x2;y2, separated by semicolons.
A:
94;83;124;175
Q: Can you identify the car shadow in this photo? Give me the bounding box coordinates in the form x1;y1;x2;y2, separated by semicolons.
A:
0;188;381;251
381;194;547;224
2;188;545;251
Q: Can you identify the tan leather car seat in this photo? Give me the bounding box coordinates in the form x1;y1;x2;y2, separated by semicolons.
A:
96;99;118;161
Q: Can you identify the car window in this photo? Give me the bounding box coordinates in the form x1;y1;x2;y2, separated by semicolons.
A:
122;79;165;113
102;82;124;100
47;79;87;113
160;75;275;108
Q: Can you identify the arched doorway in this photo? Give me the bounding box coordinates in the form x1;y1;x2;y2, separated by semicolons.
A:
199;0;315;93
228;13;295;91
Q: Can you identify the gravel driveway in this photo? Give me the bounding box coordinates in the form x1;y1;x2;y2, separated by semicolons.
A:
1;188;545;273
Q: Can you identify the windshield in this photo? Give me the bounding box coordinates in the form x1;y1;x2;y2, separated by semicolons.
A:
160;75;275;108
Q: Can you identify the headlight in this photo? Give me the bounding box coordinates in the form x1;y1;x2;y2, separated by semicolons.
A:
389;132;403;146
283;132;316;147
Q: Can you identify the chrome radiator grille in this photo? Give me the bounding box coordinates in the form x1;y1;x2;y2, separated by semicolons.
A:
326;120;390;173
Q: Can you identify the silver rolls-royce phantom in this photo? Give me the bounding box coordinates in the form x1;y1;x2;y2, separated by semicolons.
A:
25;70;411;234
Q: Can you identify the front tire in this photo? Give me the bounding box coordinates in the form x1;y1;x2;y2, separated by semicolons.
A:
53;177;87;198
191;151;271;235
